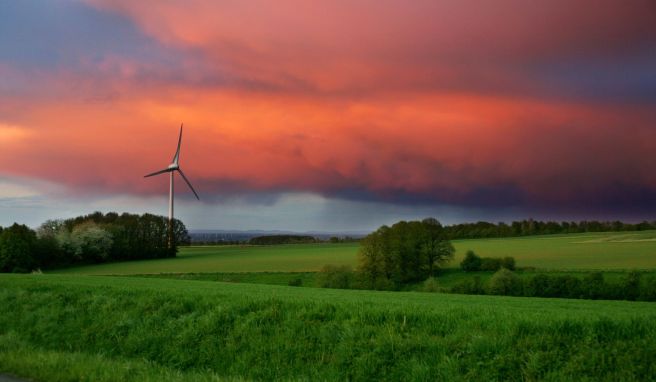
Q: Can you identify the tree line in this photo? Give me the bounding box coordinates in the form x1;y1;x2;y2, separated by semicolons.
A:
203;220;656;246
443;219;656;240
249;235;318;245
451;268;656;302
315;218;656;302
0;212;189;273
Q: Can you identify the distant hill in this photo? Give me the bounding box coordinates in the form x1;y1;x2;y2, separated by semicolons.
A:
249;235;317;245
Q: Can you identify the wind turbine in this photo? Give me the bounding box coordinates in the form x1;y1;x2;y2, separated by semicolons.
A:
144;123;199;246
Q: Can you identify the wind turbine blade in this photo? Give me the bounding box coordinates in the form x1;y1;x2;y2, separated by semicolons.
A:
144;168;171;178
172;123;183;164
177;168;200;200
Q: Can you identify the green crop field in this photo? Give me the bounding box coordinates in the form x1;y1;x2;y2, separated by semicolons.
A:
53;230;656;275
2;274;656;381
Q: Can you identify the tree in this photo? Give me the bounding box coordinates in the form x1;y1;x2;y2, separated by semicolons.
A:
460;250;482;272
357;218;454;288
0;223;38;273
71;222;113;262
37;219;65;239
357;226;393;289
36;219;66;267
421;218;455;277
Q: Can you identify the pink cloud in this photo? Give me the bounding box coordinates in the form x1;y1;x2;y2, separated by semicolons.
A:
1;0;654;214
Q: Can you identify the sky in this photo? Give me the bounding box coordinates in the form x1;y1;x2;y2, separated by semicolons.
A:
1;0;655;231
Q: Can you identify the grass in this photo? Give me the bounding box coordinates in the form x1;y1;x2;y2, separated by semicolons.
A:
2;274;656;381
453;230;656;270
52;230;656;275
0;333;236;382
52;243;357;275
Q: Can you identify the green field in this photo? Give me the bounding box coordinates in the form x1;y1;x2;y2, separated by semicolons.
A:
53;231;656;275
2;274;656;381
136;269;656;293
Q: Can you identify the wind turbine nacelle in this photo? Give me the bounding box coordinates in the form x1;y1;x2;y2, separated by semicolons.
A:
168;163;179;170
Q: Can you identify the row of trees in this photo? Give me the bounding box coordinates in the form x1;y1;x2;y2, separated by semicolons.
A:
460;251;516;272
0;212;189;273
451;269;656;301
249;235;318;245
444;219;656;240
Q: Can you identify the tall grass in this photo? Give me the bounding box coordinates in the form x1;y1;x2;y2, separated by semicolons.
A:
2;274;656;381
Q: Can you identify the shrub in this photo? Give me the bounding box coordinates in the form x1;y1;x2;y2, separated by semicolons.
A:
460;250;482;272
422;277;439;292
487;269;523;296
526;274;584;298
450;276;485;295
621;271;641;301
500;257;516;270
288;277;303;287
480;257;502;271
317;265;353;289
559;275;583;299
524;274;549;297
582;272;606;299
639;276;656;302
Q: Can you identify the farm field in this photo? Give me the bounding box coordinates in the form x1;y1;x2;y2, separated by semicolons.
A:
52;230;656;275
2;274;656;381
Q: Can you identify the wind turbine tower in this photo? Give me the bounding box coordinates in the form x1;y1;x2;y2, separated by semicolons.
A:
144;123;199;247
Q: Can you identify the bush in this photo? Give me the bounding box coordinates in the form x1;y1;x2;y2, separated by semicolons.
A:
558;275;583;299
460;250;482;271
582;272;606;299
288;277;303;287
639;276;656;301
487;269;523;296
525;274;585;298
621;271;641;301
500;257;516;270
524;274;549;297
317;265;353;289
450;276;485;295
422;277;439;292
480;257;502;271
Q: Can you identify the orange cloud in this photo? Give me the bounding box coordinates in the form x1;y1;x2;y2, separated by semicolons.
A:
1;0;655;216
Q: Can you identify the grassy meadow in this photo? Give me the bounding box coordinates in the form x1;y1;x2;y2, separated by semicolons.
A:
4;231;655;380
2;274;656;381
52;230;656;275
